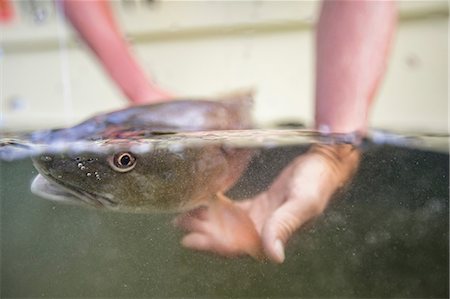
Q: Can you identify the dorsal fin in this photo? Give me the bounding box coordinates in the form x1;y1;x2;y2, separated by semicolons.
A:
216;89;255;129
217;88;254;108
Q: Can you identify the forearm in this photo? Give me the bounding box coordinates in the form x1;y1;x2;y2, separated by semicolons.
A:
61;0;170;104
315;0;397;133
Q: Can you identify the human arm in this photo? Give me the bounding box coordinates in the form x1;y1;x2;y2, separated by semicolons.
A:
61;0;172;104
176;0;397;263
315;0;397;133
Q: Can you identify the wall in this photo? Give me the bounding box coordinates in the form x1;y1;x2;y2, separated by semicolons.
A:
0;0;448;132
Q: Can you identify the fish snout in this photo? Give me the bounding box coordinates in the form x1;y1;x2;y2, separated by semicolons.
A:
32;154;56;176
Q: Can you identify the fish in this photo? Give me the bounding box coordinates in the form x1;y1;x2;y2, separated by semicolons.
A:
31;93;253;212
31;93;264;258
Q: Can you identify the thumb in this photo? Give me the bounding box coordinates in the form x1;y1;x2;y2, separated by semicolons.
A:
261;196;326;263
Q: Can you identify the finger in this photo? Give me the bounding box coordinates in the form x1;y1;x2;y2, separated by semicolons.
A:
172;206;209;227
173;215;207;233
235;199;252;212
261;197;326;263
181;233;215;252
181;233;247;258
185;206;209;221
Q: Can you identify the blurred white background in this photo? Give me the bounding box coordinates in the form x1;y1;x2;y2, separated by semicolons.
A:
0;0;448;132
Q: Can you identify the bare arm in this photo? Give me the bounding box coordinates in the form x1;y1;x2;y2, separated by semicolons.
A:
176;0;397;263
315;0;397;133
61;0;172;104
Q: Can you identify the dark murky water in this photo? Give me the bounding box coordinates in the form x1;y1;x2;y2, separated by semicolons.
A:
1;137;448;297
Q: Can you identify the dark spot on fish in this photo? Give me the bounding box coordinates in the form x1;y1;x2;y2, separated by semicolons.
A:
151;131;177;136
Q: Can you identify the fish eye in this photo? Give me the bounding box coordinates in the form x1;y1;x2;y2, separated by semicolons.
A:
108;152;137;172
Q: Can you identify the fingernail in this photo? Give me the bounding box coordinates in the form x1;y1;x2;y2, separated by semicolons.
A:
274;239;285;263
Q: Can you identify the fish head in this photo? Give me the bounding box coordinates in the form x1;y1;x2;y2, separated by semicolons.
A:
31;146;227;213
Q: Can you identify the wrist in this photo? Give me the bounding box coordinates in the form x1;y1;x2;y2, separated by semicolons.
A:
315;111;369;134
308;143;361;186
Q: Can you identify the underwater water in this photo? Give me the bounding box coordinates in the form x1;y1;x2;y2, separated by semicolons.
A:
0;130;448;298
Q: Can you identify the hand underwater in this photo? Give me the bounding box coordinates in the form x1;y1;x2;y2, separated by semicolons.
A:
174;144;360;263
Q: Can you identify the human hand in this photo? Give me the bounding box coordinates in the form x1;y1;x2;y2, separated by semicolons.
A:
130;82;174;105
174;144;360;263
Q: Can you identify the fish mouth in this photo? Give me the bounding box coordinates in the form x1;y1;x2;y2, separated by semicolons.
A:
31;174;117;208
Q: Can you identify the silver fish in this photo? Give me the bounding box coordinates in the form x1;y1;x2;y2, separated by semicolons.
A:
31;94;254;213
